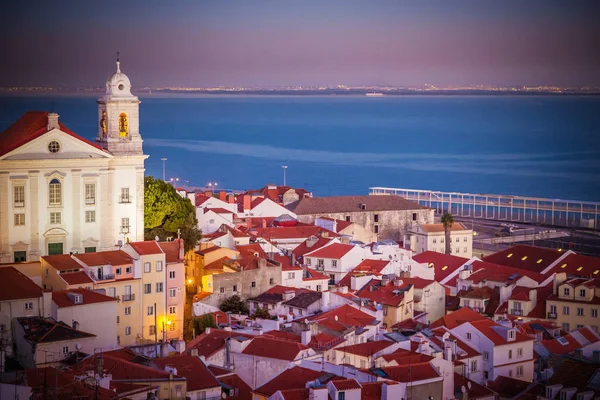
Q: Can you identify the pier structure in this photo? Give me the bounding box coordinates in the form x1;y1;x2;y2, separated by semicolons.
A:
369;187;600;231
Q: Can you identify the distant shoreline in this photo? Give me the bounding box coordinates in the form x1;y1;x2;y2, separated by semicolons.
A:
1;88;599;97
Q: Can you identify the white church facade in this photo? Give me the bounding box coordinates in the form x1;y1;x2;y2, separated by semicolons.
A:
0;59;147;263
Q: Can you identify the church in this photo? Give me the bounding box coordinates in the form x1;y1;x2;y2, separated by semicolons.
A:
0;59;147;263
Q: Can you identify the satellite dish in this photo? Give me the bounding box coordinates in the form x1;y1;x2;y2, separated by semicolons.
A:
76;343;82;350
461;386;467;394
467;382;472;389
304;319;309;325
117;240;123;247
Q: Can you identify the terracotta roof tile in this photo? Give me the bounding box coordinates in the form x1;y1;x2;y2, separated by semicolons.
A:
483;244;565;273
431;307;489;329
303;267;330;281
548;253;600;278
467;260;546;284
334;340;396;357
305;243;356;259
412;251;470;285
292;237;334;261
128;241;164;256
52;288;117;307
218;373;253;400
186;329;253;358
153;354;220;391
18;317;95;344
419;222;468;233
371;362;441;383
470;319;534;345
454;373;497;398
252;226;338;241
254;366;337;397
157;240;182;263
0;111;103;157
286;195;429;214
242;337;310;361
41;254;84;271
332;378;362;390
74;250;133;266
60;271;94;285
236;243;268;259
0;267;43;301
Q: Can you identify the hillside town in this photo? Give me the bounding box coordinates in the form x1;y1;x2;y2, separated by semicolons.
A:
1;61;599;399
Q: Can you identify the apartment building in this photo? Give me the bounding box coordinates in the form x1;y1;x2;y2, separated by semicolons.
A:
546;276;600;333
405;222;474;258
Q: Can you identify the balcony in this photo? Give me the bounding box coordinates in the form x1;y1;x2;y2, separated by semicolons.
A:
119;196;131;204
547;312;557;319
511;309;523;316
121;294;135;302
91;273;115;281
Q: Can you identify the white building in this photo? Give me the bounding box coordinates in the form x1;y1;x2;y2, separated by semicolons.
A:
0;58;147;262
303;243;369;285
405;222;473;258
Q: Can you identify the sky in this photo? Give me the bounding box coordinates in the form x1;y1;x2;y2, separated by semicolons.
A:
1;0;600;87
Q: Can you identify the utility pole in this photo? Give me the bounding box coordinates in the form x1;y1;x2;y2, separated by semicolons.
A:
154;302;158;357
161;158;167;181
281;165;288;186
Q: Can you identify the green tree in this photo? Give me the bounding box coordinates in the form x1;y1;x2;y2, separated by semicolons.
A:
252;306;271;319
219;295;249;315
144;176;201;252
441;212;454;255
193;313;218;335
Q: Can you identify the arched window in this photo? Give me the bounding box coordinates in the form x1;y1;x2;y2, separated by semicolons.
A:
119;113;128;137
49;178;61;205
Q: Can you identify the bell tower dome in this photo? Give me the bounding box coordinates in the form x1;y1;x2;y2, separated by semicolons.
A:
97;54;143;156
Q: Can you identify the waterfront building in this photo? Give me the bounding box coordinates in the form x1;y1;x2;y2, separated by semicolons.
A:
0;59;146;262
405;222;474;258
546;276;600;333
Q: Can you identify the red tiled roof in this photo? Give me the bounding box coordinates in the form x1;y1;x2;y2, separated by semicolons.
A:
218;373;253;400
41;254;84;271
483;244;565;273
316;216;354;232
196;245;225;255
305;243;356;259
77;354;180;382
303;267;330;281
431;307;489;329
332;379;362;390
254;366;336;397
286;195;429;214
52;288;117;307
205;207;234;214
508;286;532;301
412;251;470;285
263;330;301;342
429;327;481;359
353;259;391;274
0;111;103;157
195;194;212;207
158;240;182;263
203;256;230;271
548;253;600;278
375;362;441;383
308;333;346;350
307;304;378;330
396;277;434;290
74;250;133;266
0;267;43;301
60;271;95;285
467;260;546;285
186;329;254;358
128;241;164;255
253;226;338;241
23;367;116;400
207;365;231;377
541;326;600;355
273;254;294;269
356;280;408;307
236;243;268;259
276;388;310;400
470;319;534;346
334;340;395;357
153;354;220;391
420;222;467;233
292;237;333;261
242;336;309;361
378;348;433;364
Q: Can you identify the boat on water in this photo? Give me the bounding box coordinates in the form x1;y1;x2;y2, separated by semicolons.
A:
365;92;384;97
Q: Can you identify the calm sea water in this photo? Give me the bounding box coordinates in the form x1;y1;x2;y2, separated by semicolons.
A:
1;94;599;201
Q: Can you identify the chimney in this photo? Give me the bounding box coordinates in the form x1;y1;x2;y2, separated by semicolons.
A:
381;277;390;287
301;329;312;345
47;113;59;130
175;340;186;354
262;219;267;228
190;348;199;357
418;340;431;356
339;286;348;294
243;195;251;212
178;238;185;260
283;290;296;301
161;342;169;358
444;339;455;361
219;191;227;201
228;195;235;204
204;190;212;197
205;327;211;335
245;218;252;229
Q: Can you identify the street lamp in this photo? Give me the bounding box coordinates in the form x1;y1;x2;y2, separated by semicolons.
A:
281;166;288;186
161;158;167;181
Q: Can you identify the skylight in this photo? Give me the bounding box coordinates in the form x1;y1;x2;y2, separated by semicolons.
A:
556;337;569;346
507;253;513;258
595;270;600;275
577;266;583;271
521;256;528;261
442;266;448;271
536;259;543;264
560;264;567;269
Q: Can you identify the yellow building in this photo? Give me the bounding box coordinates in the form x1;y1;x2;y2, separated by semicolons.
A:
355;279;415;329
547;276;600;333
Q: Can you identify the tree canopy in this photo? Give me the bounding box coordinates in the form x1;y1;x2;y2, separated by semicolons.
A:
252;306;271;320
441;212;454;255
219;295;249;315
144;176;201;252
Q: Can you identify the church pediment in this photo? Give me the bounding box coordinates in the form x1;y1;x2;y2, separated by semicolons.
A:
44;227;69;237
1;128;111;161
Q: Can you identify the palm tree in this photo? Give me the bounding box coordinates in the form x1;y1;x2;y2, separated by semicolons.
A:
441;212;454;255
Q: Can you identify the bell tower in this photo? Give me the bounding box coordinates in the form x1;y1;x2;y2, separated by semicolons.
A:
97;54;143;156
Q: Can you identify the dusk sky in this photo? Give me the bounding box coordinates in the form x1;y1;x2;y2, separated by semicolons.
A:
2;1;599;87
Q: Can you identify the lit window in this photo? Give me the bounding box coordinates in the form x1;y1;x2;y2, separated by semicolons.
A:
595;270;600;275
149;325;156;335
49;179;62;205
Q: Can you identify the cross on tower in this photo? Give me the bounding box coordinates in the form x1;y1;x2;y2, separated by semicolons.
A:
116;51;120;62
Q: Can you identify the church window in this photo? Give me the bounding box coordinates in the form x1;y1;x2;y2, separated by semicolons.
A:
14;186;25;207
48;141;60;153
14;214;25;226
119;113;128;137
85;211;96;223
50;212;61;224
120;188;130;203
121;218;130;233
100;111;107;136
85;184;96;205
49;179;62;205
